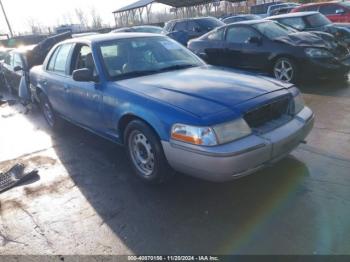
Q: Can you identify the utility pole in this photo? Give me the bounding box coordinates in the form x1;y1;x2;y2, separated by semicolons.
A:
0;0;13;38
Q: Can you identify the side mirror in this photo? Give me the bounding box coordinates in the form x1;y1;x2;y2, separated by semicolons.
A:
72;68;95;82
336;9;345;14
198;52;209;61
14;65;23;72
247;36;262;45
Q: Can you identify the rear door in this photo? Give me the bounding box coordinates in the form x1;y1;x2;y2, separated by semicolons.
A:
44;43;74;117
200;28;226;65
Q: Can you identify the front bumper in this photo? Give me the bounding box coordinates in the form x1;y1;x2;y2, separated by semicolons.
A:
301;56;350;77
162;107;314;182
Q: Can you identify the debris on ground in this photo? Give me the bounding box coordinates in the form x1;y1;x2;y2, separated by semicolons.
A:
0;163;39;193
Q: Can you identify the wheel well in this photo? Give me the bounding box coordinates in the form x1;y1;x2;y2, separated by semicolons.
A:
118;114;161;144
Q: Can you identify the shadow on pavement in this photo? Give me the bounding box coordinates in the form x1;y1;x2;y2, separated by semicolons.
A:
46;119;313;254
298;78;350;98
0;89;319;254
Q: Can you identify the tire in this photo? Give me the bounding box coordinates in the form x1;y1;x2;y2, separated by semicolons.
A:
38;92;63;130
272;57;298;83
124;120;174;184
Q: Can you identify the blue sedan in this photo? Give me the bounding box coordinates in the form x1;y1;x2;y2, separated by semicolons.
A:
30;33;314;183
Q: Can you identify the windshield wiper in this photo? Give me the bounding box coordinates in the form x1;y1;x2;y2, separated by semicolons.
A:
115;70;160;80
157;64;197;72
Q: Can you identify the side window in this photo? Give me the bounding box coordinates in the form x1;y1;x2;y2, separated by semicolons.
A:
53;44;73;74
226;26;259;44
187;21;200;32
72;45;97;76
4;53;13;66
174;21;187;31
13;54;23;68
47;46;61;71
280;17;306;30
319;4;340;15
304;5;319;12
207;28;224;40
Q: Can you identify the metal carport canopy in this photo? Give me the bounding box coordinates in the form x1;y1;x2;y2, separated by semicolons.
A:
113;0;228;13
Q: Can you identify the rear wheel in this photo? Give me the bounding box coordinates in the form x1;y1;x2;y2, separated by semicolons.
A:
273;57;298;83
39;92;63;130
124;120;174;184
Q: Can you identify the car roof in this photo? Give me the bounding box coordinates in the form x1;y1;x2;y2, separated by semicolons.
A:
268;11;319;19
230;19;270;25
167;16;216;23
225;14;258;18
61;32;165;45
133;25;162;29
297;1;342;7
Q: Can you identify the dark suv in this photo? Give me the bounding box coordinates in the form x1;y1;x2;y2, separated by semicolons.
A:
164;17;224;45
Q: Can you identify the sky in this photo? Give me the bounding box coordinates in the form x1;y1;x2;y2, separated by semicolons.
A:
0;0;137;35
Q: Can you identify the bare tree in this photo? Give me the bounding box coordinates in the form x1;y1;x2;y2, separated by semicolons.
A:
90;8;103;29
75;8;88;29
27;17;44;34
62;12;74;25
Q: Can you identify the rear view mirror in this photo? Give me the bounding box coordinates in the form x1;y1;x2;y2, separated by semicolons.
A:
336;9;345;14
14;65;23;72
72;68;95;82
247;36;262;45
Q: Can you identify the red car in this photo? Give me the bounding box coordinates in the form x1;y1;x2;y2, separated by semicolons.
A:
292;1;350;23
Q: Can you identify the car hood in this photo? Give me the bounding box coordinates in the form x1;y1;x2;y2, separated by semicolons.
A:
274;31;334;48
116;66;292;119
332;23;350;30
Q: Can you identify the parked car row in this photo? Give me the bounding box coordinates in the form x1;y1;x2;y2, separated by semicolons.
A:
188;19;350;83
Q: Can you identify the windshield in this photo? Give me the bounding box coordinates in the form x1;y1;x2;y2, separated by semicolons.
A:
253;21;296;39
99;36;204;80
305;13;331;27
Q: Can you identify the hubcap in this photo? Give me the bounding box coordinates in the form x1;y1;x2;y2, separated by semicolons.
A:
43;101;54;127
128;130;155;177
274;59;294;82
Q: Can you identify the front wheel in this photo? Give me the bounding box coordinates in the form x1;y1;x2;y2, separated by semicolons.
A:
273;57;298;83
124;120;174;184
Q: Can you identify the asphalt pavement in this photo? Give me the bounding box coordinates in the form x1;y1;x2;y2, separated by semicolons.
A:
0;78;349;255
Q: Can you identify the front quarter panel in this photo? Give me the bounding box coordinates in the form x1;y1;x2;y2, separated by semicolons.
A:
101;82;202;143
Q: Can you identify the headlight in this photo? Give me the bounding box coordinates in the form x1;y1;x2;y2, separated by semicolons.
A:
171;118;252;146
171;124;218;146
293;93;305;114
305;48;333;58
213;118;252;144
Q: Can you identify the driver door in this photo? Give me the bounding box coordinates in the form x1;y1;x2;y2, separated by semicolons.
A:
12;53;24;91
224;25;270;70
